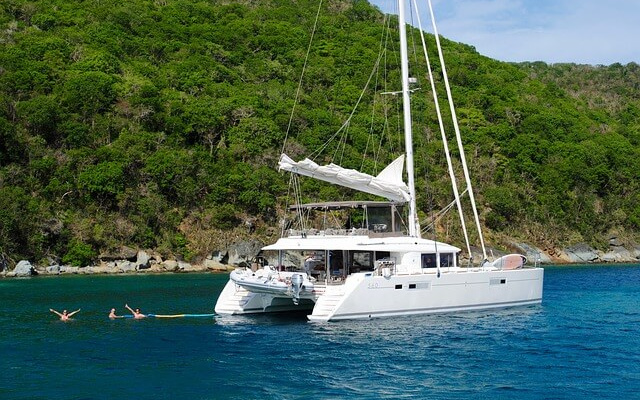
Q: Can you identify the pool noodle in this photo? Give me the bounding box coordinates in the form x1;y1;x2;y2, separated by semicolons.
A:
148;313;215;318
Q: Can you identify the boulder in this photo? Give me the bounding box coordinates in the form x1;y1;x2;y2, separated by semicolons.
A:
46;265;61;274
116;260;136;273
60;266;79;274
13;260;37;277
175;261;207;272
510;242;553;264
99;246;138;261
561;243;599;263
226;239;263;266
209;251;228;264
600;246;634;263
609;236;623;247
160;260;179;271
0;254;10;272
82;264;112;274
632;245;640;260
176;261;191;271
136;250;151;270
203;258;230;271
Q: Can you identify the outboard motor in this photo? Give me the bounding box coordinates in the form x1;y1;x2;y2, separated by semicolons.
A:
291;273;304;305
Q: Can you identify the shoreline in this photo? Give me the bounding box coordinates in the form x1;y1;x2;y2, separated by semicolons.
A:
3;259;639;279
3;239;640;278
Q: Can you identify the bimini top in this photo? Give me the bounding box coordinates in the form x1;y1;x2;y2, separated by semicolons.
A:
279;153;410;203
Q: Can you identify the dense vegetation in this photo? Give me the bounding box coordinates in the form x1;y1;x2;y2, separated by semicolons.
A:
1;0;639;267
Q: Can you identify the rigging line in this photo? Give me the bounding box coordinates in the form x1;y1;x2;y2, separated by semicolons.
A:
375;15;394;170
413;0;473;260
281;0;324;156
362;14;389;173
421;188;469;234
296;176;307;231
290;174;305;232
408;0;420;69
283;173;294;237
309;50;384;161
426;0;487;261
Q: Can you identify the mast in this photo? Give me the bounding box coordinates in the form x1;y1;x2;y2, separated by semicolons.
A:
398;0;420;238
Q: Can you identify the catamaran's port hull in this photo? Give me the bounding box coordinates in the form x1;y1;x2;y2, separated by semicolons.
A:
215;268;543;321
214;279;316;315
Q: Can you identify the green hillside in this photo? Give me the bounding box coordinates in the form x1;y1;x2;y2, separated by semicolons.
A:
1;0;639;267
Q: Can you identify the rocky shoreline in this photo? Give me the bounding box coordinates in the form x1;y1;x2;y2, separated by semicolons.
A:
2;239;640;278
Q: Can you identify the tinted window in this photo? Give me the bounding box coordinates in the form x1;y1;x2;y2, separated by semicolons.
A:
422;253;437;268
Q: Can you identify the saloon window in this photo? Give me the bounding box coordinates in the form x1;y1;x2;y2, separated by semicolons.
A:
421;253;437;268
440;253;454;268
350;251;373;272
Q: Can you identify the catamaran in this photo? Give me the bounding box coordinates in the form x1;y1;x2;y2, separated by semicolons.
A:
215;0;543;321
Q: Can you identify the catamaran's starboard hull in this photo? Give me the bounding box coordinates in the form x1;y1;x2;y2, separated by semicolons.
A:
309;267;543;321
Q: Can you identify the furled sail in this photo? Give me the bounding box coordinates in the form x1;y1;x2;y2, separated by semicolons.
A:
278;153;410;202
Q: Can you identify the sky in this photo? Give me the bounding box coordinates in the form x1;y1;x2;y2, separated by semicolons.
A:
369;0;640;65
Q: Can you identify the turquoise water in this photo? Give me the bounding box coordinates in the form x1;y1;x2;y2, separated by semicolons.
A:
1;265;639;399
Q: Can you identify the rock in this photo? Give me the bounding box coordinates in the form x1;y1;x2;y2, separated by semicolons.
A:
116;260;136;273
176;261;191;271
632;245;640;260
46;265;61;274
60;266;79;274
175;261;207;272
609;236;623;247
161;260;179;271
209;251;228;264
203;258;229;271
601;247;633;263
561;243;599;263
511;242;553;264
82;264;112;274
136;250;151;270
99;246;138;261
226;239;264;266
13;260;37;277
0;254;9;272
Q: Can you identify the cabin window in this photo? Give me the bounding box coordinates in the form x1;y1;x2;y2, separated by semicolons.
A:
440;253;454;268
350;251;374;272
422;253;437;268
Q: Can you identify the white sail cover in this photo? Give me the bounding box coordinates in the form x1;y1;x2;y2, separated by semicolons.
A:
278;153;410;202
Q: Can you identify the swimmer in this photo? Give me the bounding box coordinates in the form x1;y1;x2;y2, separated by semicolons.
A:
125;304;146;319
50;308;80;321
108;308;122;319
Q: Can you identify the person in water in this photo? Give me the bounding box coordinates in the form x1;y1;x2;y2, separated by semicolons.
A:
125;304;146;319
50;308;80;321
108;308;122;319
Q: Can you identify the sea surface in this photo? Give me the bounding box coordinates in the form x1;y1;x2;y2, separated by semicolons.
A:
1;265;639;399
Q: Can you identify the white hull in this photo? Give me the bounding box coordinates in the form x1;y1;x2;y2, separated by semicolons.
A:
215;266;543;321
215;279;318;314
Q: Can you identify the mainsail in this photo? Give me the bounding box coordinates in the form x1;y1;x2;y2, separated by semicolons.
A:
278;153;410;203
